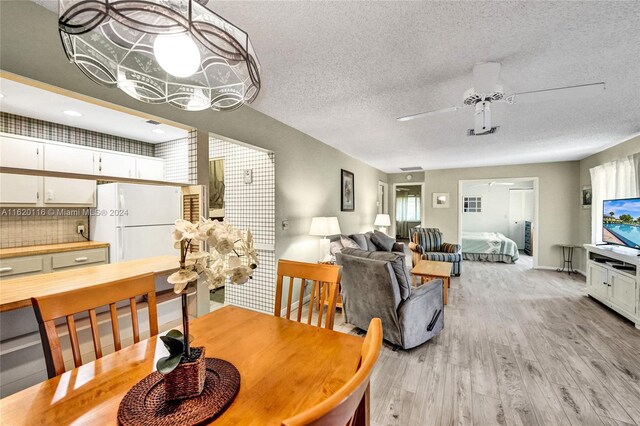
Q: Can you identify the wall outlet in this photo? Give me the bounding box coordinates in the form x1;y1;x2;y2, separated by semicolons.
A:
77;225;85;234
282;219;289;230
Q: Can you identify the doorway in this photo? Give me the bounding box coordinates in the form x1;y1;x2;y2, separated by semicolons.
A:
458;177;539;268
208;134;276;313
393;183;424;241
377;181;389;214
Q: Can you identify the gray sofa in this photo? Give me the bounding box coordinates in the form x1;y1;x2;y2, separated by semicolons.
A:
330;231;405;256
336;247;444;349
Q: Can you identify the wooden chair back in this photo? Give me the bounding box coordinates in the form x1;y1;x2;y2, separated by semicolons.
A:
282;318;383;426
31;273;158;378
274;259;341;330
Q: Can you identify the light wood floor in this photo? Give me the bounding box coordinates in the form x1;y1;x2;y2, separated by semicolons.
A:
332;256;640;426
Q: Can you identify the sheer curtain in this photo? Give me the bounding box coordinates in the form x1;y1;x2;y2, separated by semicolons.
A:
396;191;421;239
590;154;639;243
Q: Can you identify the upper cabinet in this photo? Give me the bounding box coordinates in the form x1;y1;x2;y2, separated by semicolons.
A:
0;136;43;204
135;157;164;180
44;143;95;174
0;133;168;207
94;151;136;179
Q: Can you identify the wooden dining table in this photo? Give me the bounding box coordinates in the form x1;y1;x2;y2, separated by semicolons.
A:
0;305;364;425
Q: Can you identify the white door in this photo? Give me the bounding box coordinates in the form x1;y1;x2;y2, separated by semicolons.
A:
508;189;533;249
43;177;95;205
587;263;609;299
135;157;164;180
609;272;636;315
0;136;42;204
119;225;178;261
94;151;136;178
118;184;181;226
43;143;94;174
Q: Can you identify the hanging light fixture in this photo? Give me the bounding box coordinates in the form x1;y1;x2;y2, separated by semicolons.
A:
58;0;261;112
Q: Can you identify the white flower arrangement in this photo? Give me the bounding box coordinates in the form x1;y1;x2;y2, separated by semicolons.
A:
167;218;258;294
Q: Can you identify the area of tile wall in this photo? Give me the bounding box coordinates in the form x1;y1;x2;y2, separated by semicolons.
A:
210;137;276;313
0;211;88;248
0;112;155;155
155;137;189;183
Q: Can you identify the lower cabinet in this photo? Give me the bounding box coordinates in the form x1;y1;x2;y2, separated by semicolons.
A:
585;245;639;328
0;246;109;279
609;272;637;315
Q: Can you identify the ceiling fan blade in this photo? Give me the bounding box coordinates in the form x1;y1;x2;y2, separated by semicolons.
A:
509;82;605;104
396;106;463;122
473;62;501;94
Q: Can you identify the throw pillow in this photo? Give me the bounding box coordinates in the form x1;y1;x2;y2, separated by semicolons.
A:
370;230;396;252
330;240;344;255
347;234;368;250
340;235;361;249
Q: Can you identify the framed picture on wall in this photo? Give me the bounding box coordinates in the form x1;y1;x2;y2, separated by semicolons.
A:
432;192;450;209
582;185;592;209
341;169;355;211
208;158;225;218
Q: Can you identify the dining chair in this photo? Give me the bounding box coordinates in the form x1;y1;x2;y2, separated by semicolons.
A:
281;318;383;426
274;259;341;330
31;273;158;378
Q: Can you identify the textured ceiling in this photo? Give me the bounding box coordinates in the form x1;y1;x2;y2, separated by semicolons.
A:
34;1;640;172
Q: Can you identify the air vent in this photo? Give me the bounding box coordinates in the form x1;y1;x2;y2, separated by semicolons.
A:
467;126;499;136
399;166;423;172
145;119;161;125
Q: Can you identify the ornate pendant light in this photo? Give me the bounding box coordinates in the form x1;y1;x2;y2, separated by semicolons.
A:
58;0;261;112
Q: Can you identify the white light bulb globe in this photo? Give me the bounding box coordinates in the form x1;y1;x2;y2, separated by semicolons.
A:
153;33;201;78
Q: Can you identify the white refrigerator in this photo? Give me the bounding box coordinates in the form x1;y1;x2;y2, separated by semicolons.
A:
91;183;181;262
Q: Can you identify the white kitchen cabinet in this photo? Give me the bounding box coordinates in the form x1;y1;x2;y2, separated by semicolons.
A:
585;244;639;329
135;157;164;180
43;177;95;205
43;143;94;174
94;151;136;179
0;136;42;204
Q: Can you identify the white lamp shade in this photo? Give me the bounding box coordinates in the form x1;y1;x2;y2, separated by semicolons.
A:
374;214;391;227
309;217;341;237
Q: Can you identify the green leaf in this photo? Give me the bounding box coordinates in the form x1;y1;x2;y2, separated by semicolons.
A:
165;329;195;344
166;329;184;340
160;335;184;356
156;355;181;374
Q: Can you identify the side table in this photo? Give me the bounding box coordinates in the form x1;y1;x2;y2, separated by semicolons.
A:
556;244;580;275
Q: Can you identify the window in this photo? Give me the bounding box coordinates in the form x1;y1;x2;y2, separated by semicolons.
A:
463;196;482;213
396;194;421;221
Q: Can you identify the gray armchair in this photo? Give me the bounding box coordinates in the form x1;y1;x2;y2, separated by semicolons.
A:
336;248;444;349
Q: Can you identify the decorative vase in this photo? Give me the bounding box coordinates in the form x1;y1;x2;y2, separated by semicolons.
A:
164;346;207;401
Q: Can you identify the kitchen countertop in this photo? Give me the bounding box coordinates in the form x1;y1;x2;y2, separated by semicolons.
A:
0;241;110;259
0;255;178;312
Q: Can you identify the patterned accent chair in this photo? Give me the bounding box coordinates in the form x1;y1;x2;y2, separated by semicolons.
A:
409;228;462;276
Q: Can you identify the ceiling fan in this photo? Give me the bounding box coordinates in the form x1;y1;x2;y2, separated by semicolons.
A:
397;62;605;135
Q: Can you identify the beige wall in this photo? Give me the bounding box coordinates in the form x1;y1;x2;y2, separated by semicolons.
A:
575;135;640;270
0;1;387;263
391;162;581;269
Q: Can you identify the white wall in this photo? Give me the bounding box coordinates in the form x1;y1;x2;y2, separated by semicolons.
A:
461;180;534;236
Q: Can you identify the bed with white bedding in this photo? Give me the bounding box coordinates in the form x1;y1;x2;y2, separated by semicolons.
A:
461;232;520;263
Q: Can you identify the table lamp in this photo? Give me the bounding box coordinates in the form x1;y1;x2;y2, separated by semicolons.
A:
309;217;341;261
374;214;391;235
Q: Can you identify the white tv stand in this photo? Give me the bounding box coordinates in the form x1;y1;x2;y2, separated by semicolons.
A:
584;244;639;329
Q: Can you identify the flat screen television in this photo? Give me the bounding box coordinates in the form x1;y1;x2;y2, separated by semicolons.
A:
603;197;640;249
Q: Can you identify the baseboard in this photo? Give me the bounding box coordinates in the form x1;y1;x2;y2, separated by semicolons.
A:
280;294;311;317
535;265;586;277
